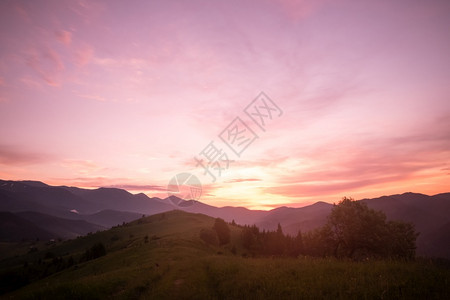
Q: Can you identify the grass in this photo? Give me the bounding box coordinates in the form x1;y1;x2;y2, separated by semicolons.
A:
1;210;449;299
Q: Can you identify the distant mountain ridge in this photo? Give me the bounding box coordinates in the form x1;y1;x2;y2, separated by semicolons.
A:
0;179;449;258
0;211;54;241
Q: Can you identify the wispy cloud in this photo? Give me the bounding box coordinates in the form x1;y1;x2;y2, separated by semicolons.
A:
50;176;129;188
92;57;146;69
13;2;31;23
69;0;105;24
74;44;94;66
55;30;72;46
61;159;103;174
265;175;409;198
24;46;64;86
0;145;53;165
263;123;450;199
20;77;43;90
105;184;167;192
76;93;106;102
225;178;262;183
273;0;328;21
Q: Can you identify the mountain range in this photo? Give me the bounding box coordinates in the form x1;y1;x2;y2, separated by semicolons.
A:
0;179;449;258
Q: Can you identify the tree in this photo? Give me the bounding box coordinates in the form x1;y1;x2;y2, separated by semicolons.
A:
200;228;218;246
291;230;304;257
276;223;283;235
323;197;418;259
213;218;231;245
82;242;106;262
274;223;286;255
302;225;335;257
384;221;418;259
241;225;261;253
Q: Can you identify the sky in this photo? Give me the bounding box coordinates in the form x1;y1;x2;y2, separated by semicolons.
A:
0;0;449;210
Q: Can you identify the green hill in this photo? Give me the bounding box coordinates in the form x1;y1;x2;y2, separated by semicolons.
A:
1;210;449;299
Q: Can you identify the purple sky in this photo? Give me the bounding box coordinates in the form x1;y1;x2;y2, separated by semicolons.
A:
1;0;449;209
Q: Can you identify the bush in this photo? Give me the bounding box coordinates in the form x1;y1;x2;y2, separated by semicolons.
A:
200;228;218;246
82;243;107;262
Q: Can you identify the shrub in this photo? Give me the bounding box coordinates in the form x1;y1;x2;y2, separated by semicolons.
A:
200;228;218;246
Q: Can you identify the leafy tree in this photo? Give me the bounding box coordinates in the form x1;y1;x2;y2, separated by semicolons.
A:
302;226;335;257
241;225;261;253
82;242;106;262
200;228;218;246
291;230;304;257
91;243;106;259
213;218;231;245
384;221;418;259
323;197;418;259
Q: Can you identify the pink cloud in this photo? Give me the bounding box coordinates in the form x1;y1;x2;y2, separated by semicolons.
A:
77;93;106;102
236;156;290;168
0;145;54;166
261;123;450;199
273;0;328;21
265;175;408;198
258;201;316;209
226;178;262;183
105;184;167;192
13;2;31;23
61;159;103;174
55;30;72;46
25;47;64;86
74;44;94;66
49;176;128;188
20;77;43;90
69;0;105;24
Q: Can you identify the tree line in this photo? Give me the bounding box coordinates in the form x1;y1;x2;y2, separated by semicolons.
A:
202;198;418;260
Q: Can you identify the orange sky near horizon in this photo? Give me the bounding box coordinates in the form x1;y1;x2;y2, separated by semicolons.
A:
0;0;449;210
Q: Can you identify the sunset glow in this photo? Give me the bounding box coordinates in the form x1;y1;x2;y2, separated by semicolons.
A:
1;0;449;209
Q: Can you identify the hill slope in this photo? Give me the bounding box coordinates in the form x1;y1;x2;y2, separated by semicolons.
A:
0;212;54;241
16;211;105;239
1;210;449;299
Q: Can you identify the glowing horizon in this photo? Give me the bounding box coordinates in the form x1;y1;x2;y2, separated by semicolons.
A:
1;0;449;210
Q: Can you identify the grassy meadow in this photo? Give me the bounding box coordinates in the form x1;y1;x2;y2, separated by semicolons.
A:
1;210;449;299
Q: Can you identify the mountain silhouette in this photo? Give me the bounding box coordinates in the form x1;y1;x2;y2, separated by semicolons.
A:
0;179;449;258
